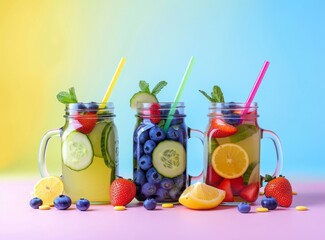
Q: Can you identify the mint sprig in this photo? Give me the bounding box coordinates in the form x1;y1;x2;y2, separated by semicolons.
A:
56;87;78;104
139;80;167;96
199;85;224;102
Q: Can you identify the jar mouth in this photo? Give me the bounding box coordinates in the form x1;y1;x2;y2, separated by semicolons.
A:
136;102;186;118
64;102;115;118
208;102;258;119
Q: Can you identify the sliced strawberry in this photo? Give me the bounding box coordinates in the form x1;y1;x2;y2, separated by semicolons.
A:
240;182;260;202
208;119;238;138
217;179;234;202
206;164;223;187
231;176;245;195
74;112;97;134
149;103;161;124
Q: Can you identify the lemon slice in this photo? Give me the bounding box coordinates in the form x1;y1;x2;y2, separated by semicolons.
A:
33;176;64;205
179;182;225;210
211;143;249;179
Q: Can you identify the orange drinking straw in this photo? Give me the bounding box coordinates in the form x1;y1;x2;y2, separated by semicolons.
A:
100;57;126;109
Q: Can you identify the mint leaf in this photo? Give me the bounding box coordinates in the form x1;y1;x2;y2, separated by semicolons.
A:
211;86;224;102
68;87;78;103
151;81;167;96
199;85;225;103
139;80;150;93
199;90;214;102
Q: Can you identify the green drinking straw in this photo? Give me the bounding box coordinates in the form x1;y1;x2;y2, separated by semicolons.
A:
163;56;195;132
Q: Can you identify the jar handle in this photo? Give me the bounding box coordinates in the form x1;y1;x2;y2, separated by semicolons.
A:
261;129;283;178
187;128;205;185
38;129;61;177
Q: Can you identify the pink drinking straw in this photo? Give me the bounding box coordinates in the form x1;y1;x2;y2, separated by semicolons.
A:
241;61;270;116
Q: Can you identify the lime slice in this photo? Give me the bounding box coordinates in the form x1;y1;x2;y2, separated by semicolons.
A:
211;143;249;179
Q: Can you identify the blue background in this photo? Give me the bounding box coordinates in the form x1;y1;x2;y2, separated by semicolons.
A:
1;0;324;180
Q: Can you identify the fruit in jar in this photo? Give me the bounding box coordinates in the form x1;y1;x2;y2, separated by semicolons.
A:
217;179;234;202
110;178;136;206
211;143;249;179
240;182;260;202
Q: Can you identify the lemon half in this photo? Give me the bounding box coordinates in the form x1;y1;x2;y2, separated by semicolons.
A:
33;176;64;204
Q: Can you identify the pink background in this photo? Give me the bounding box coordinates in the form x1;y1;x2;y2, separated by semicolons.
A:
1;179;324;239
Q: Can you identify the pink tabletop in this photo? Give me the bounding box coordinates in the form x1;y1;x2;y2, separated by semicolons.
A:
0;178;324;240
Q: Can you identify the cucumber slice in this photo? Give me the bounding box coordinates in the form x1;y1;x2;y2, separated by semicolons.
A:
62;131;93;171
130;92;158;109
101;123;116;169
88;121;112;157
152;140;186;178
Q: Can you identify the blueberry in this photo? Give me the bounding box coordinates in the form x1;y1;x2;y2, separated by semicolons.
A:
134;125;150;144
170;110;184;125
134;169;146;186
146;169;163;184
224;113;241;126
141;182;157;197
221;102;237;114
160;103;172;117
143;198;157;210
85;102;99;113
261;197;278;210
54;195;72;210
138;155;152;171
70;103;86;115
143;140;156;155
149;126;166;142
160;178;174;190
237;202;251;213
169;187;181;201
133;143;144;159
155;188;170;202
76;198;90;211
173;174;186;189
167;127;180;141
29;197;43;209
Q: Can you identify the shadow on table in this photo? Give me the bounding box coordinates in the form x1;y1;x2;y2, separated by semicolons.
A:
293;191;325;207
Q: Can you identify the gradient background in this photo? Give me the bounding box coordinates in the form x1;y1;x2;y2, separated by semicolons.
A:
1;0;324;180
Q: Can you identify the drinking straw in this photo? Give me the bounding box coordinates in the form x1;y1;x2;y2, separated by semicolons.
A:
241;61;270;116
99;57;126;109
163;56;195;132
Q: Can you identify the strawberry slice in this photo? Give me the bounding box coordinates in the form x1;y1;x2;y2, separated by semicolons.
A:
231;176;245;195
149;103;161;124
74;112;98;134
208;119;238;138
206;164;223;187
217;179;234;202
240;182;260;202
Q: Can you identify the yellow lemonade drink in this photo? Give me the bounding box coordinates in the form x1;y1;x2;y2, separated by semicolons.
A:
60;103;118;204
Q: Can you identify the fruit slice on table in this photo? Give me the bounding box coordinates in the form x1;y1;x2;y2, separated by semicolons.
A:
152;140;186;178
208;119;238;138
62;131;93;171
179;182;225;210
211;143;249;179
88;121;111;157
33;176;64;205
130;92;158;110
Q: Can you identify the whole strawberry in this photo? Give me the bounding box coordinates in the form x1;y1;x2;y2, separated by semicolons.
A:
264;175;292;207
110;177;136;206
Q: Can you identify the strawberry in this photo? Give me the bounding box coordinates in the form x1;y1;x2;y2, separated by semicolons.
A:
74;112;97;134
240;182;260;202
206;164;223;187
149;103;161;124
217;179;234;202
264;175;292;207
208;119;238;138
110;177;136;206
231;176;245;195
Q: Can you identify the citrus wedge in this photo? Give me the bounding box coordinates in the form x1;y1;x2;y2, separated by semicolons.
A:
179;182;225;210
33;176;64;204
211;143;249;179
